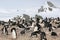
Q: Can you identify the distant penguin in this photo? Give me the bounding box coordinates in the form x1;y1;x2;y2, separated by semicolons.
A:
11;28;17;39
2;26;8;35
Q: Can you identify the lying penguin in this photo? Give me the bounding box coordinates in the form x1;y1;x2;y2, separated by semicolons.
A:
11;28;17;39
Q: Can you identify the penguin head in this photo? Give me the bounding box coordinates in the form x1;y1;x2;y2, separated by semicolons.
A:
11;28;16;32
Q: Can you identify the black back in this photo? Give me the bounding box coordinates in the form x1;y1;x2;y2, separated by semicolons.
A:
11;28;16;32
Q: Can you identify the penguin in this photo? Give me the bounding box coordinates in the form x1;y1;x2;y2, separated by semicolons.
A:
11;28;17;39
2;26;8;35
51;32;57;36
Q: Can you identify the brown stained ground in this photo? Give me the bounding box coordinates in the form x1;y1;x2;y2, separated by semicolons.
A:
0;25;60;40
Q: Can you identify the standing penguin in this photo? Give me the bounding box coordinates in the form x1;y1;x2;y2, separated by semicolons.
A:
2;25;8;35
11;28;17;39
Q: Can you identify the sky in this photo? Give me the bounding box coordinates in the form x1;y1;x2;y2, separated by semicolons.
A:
0;0;60;21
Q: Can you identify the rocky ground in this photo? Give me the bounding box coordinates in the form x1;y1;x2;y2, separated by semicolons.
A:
0;25;60;40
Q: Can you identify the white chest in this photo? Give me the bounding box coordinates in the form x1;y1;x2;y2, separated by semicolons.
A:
3;28;5;34
34;27;38;31
12;30;16;39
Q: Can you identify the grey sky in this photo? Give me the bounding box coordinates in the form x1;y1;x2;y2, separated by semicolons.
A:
0;0;60;21
0;0;59;9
